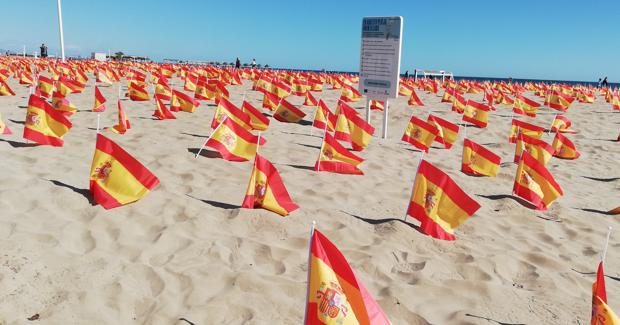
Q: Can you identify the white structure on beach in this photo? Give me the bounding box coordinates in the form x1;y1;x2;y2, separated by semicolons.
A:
414;69;454;81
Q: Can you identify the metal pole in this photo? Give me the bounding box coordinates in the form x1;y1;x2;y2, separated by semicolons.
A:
365;97;371;123
382;99;389;139
57;0;66;62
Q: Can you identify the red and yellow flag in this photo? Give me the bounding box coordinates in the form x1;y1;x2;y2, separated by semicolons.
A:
552;132;579;159
305;229;391;325
241;154;298;216
242;101;270;131
513;94;541;117
315;132;364;175
154;79;172;101
513;151;563;210
37;75;55;98
591;262;620;324
545;90;573;111
408;89;424;107
51;91;78;116
171;90;199;113
313;100;336;132
206;118;266;162
462;139;501;177
509;119;544;143
107;100;131;135
451;93;467;114
127;82;149;101
514;133;554;165
550;115;576;133
274;98;306;123
0;79;16;96
407;160;481;240
93;86;106;112
334;102;374;151
370;99;385;111
339;83;362;103
23;94;72;146
304;91;319;106
402;116;438;152
463;100;491;128
89;133;160;209
153;95;176;120
0;112;12;135
211;97;253;130
427;114;459;149
262;91;281;111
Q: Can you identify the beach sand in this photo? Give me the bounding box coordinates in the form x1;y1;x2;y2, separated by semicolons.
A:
0;75;618;324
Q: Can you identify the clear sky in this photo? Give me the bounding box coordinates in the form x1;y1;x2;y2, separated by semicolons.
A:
1;0;618;82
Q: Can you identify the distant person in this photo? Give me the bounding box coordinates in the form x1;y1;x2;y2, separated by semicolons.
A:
251;58;256;68
40;43;47;58
602;77;608;87
404;70;409;79
598;78;602;87
235;57;241;69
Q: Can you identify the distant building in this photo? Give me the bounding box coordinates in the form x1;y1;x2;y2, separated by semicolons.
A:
91;52;107;62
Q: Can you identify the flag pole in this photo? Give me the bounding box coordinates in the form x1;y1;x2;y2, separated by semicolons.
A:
601;226;612;265
195;116;228;158
56;0;65;62
382;99;389;139
315;122;329;173
403;151;425;221
548;114;557;136
302;220;316;324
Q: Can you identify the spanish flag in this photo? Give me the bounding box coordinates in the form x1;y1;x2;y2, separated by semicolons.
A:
513;151;563;210
513;94;541;117
462;139;501;177
370;99;385;111
90;133;160;209
408;89;424;107
19;71;34;86
0;79;15;96
52;92;78;116
591;262;620;324
509;119;544;143
0;112;12;135
171;90;199;113
313;99;336;132
402;116;438;152
304;91;319;106
274;98;306;123
154;79;172;101
241;154;298;216
153;95;176;120
57;75;80;96
206;118;266;162
441;87;456;103
550;115;576;133
242;101;270;131
96;68;114;85
335;102;374;151
339;83;362;103
262;91;281;111
514;133;554;165
93;86;106;112
407;160;481;240
23;95;72;146
37;75;55;98
495;91;514;105
315;132;364;175
212;97;253;130
427;114;459;149
399;82;414;97
451;93;467;114
291;78;309;96
613;93;620;111
545;90;573;111
107;100;131;135
270;79;292;98
305;228;391;324
463;100;491;128
127;82;149;101
183;73;198;92
194;78;216;101
552;132;579;160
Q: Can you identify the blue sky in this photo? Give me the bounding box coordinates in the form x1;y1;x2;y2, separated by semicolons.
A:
1;0;618;82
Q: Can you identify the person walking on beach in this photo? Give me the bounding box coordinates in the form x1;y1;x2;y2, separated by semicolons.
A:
251;58;256;69
404;70;409;79
598;78;603;87
602;77;608;87
235;57;241;69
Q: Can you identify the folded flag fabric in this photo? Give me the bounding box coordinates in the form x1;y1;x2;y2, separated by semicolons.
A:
509;119;544;143
315;132;364;175
107;100;131;135
23;94;72;146
591;262;620;324
463;100;491;128
93;86;106;112
171;90;199;113
427;114;459;149
514;133;554;165
242;101;270;131
241;154;298;216
513;151;563;210
551;132;580;159
274;98;306;123
90;133;160;209
402;116;438;152
462;139;501;176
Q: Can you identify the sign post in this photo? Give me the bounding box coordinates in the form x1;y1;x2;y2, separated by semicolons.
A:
359;16;403;139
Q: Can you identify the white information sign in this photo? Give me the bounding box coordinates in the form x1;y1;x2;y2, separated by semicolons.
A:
359;16;403;99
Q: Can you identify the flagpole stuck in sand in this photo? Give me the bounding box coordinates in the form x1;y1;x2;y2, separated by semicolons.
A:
56;0;66;62
302;220;316;324
194;116;228;158
403;151;425;221
601;226;612;265
315;121;329;173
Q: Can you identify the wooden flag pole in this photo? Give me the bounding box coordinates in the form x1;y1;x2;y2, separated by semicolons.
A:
602;226;612;265
403;151;425;221
194;116;228;158
302;220;317;324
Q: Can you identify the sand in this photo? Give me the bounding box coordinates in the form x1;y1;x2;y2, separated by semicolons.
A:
0;74;618;324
